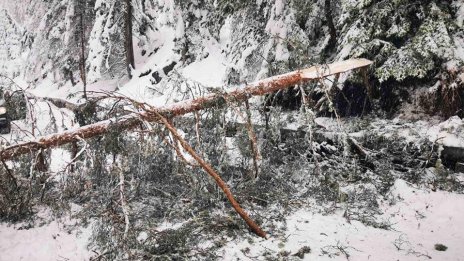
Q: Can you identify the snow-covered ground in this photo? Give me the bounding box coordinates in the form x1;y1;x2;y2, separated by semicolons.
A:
0;209;92;261
1;75;464;260
1;81;464;260
2;177;462;260
220;179;464;260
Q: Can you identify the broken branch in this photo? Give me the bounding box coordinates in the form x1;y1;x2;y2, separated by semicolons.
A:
155;111;267;238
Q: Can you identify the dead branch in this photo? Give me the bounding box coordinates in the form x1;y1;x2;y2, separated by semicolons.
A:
0;59;372;161
347;136;370;158
235;100;262;179
299;85;321;175
193;111;201;147
118;160;130;239
161;135;198;167
24;92;80;111
244;100;261;178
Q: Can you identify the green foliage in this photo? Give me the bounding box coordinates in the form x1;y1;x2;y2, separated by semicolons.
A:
4;91;27;121
0;167;32;221
375;46;436;82
351;39;397;64
339;1;460;83
291;0;313;30
0;154;43;222
215;0;250;15
376;8;454;81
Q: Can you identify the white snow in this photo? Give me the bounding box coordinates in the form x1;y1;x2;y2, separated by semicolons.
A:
219;179;464;260
49;148;72;173
137;231;149;243
219;17;233;48
225;137;243;166
426;116;464;148
182;46;227;87
350;116;464;150
0;215;92;261
455;2;464;27
156;220;187;231
1;2;464;260
265;0;289;61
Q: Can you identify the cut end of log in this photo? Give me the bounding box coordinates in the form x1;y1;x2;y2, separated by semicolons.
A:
300;58;373;80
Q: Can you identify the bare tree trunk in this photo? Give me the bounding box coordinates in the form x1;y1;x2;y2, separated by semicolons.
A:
125;0;135;78
0;59;372;161
70;141;78;173
325;0;337;50
34;150;48;172
78;2;87;100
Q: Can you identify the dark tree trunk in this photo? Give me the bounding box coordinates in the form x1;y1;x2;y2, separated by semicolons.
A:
70;141;78;172
35;150;48;172
325;0;337;51
79;12;87;100
64;63;76;86
125;0;135;78
69;69;76;86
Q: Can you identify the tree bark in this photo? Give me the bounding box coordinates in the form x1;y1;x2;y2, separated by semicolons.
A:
325;0;337;50
125;0;135;78
78;0;87;100
0;59;372;161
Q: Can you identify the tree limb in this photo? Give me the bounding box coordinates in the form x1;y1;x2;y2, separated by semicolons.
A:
155;111;267;238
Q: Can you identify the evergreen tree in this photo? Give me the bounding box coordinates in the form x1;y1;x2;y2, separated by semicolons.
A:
0;9;23;83
87;0;135;82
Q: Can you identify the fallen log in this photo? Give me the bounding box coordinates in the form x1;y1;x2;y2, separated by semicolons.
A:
0;59;372;161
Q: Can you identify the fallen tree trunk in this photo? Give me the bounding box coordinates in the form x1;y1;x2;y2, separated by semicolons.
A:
0;59;372;161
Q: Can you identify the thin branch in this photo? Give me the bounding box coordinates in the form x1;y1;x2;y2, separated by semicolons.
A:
244;100;261;179
118;162;130;239
1;159;18;189
161;135;198;167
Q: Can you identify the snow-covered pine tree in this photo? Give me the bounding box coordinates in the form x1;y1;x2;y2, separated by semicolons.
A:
14;0;95;91
0;9;23;84
334;1;463;116
87;0;135;82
